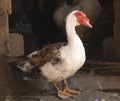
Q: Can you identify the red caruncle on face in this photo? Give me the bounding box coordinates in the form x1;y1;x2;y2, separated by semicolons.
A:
74;11;89;24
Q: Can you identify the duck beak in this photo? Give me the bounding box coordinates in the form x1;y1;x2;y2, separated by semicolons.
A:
82;20;92;28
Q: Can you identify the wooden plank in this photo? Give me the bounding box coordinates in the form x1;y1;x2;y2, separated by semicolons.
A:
0;0;11;54
3;0;12;14
72;76;120;90
8;33;24;57
91;67;120;76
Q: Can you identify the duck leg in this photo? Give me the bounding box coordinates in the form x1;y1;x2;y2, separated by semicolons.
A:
52;81;71;99
62;79;80;95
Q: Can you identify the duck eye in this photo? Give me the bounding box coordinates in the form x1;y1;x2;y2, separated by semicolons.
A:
78;13;81;16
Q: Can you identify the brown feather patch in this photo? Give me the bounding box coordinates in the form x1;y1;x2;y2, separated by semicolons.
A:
29;42;67;67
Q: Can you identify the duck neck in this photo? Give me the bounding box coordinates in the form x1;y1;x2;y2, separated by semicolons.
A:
66;18;83;47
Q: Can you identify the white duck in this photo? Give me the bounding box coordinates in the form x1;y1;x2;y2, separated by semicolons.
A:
17;10;92;99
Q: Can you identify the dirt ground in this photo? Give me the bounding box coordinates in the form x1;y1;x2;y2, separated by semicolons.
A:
0;59;120;101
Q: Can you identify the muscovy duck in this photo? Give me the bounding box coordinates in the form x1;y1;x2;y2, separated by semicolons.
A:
17;10;92;99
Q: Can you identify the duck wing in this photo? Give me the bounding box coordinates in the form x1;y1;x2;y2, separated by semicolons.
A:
28;42;67;67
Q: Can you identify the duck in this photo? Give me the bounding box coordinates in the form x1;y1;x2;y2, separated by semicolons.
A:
16;10;92;99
